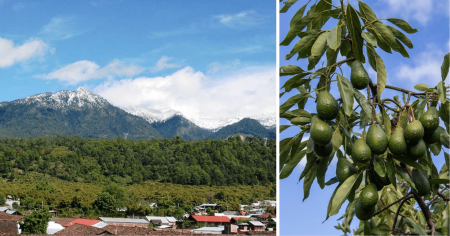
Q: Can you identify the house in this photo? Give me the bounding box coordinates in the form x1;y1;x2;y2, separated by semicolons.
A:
237;223;250;233
54;224;109;235
194;203;221;214
0;211;25;235
189;215;231;227
99;217;148;227
223;223;239;234
256;213;276;226
248;221;265;231
145;216;176;228
191;226;225;234
64;218;101;227
222;211;239;216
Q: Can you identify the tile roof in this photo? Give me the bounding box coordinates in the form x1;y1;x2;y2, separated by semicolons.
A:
54;224;108;235
191;215;230;223
99;217;149;224
64;218;100;227
259;213;276;218
53;218;76;226
0;212;24;221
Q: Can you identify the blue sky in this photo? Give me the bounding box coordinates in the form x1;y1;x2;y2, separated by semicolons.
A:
0;0;276;119
279;0;449;235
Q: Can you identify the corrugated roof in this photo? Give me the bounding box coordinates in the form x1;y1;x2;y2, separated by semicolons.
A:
64;218;100;227
191;226;224;233
92;221;108;228
4;210;16;215
249;221;265;227
146;216;169;224
165;217;177;223
0;207;9;212
192;215;230;223
100;217;148;224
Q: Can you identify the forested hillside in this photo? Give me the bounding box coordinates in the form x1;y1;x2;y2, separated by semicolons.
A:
0;136;275;186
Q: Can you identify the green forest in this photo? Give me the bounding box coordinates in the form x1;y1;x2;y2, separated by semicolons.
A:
0;135;275;186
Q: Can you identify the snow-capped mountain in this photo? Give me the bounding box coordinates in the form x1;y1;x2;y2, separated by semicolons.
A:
3;87;109;110
123;106;276;130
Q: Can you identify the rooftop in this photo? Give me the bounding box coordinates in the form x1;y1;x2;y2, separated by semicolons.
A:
191;215;230;223
99;217;148;224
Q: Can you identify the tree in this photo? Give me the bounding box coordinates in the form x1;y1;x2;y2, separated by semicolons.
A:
94;192;116;213
19;210;51;234
280;1;449;235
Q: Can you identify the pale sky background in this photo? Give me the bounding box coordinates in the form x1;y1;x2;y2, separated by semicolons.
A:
280;0;449;235
0;0;276;119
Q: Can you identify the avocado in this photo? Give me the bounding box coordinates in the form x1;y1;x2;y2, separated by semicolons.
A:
355;198;375;221
407;139;426;160
423;128;440;144
411;169;430;196
314;142;333;158
316;91;339;120
350;60;370;90
419;107;439;133
360;183;379;208
351;138;372;163
366;124;389;155
368;169;385;191
388;126;408;155
373;159;391;186
310;116;333;146
336;158;357;183
405;120;424;143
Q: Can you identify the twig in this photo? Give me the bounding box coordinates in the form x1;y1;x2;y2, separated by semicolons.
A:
385;85;426;96
406;92;413;105
427;187;448;207
437;192;450;201
369;101;379;124
381;98;402;110
325;57;355;79
382;104;397;112
392;193;414;232
373;193;414;216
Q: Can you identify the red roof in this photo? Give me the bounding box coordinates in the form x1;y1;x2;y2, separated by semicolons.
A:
192;215;230;223
239;211;246;216
260;213;276;219
64;218;100;227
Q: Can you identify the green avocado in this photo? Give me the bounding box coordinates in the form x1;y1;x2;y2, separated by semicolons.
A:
350;60;370;90
407;139;426;160
373;159;391;186
369;168;390;190
355;198;375;221
310;116;332;146
314;142;333;158
351;138;372;163
419;107;439;133
388;126;408;155
423;128;440;144
316;91;339;120
336;158;357;183
360;183;379;209
411;169;430;196
405;120;424;143
366;124;389;155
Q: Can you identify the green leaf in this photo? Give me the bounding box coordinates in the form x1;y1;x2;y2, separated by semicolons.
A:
327;25;342;50
396;165;417;191
372;21;399;51
430;142;441;156
428;179;450;185
280;92;312;114
336;75;354;117
381;107;391;137
280;65;304;76
280;125;291;133
386;18;418;34
369;28;392;53
316;152;330;189
358;1;377;23
361;31;377;46
311;32;330;57
331;128;343;151
303;164;317;201
280;0;299;13
392;39;410;58
280;150;308;179
325;177;338;186
386;154;397;190
281;13;318;46
403;218;427;236
374;157;387;177
414;83;429;91
328;173;362;217
392;155;429;171
282;73;312;92
290;1;311;27
286;31;323;60
340;40;351;57
364;221;371;235
366;45;377;72
326;47;339;73
443;53;450;81
307;46;326;69
307;137;314;153
283;109;311;118
371;223;391;235
290;117;311;125
442;132;450;149
299;152;317;181
354;90;373;120
324;183;340;222
373;47;387;97
345;4;364;61
387;26;413;49
437;81;447;104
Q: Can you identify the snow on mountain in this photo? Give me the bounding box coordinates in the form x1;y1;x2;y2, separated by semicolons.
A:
123;106;182;123
2;87;109;110
123;106;276;130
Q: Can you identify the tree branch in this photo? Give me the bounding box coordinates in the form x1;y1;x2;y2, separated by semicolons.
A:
373;193;414;216
437;191;450;201
414;195;435;236
385;85;425;96
381;98;402;110
392;193;414;232
427;187;448;207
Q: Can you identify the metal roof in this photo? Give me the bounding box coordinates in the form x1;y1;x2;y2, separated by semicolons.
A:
249;221;265;227
99;217;148;224
0;207;9;212
165;217;177;223
5;210;16;215
92;221;108;228
191;226;224;233
145;216;169;224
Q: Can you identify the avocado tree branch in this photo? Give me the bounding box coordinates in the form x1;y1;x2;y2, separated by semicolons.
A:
385;85;425;97
437;191;450;201
414;194;436;236
373;193;414;217
382;104;397;112
381;98;402;110
427;187;448;207
392;193;414;233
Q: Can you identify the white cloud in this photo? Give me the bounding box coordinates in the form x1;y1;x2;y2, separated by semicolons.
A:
149;56;180;72
40;16;81;40
396;45;444;88
0;37;50;68
94;65;276;119
214;11;263;29
207;59;241;74
379;0;447;25
40;60;144;85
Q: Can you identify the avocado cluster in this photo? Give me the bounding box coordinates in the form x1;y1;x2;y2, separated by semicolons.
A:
355;183;378;221
311;91;339;159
